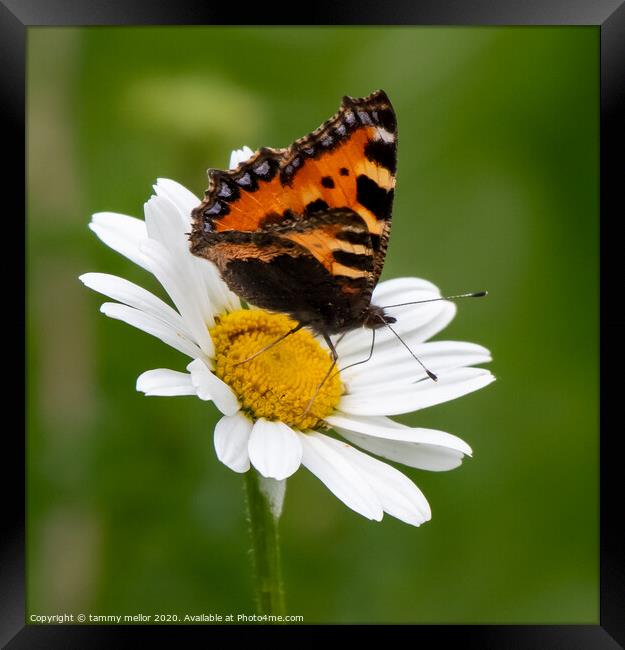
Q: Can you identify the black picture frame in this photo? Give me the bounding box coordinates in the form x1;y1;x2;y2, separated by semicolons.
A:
5;1;622;646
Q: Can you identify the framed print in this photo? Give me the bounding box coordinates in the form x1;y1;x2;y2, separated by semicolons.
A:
4;0;623;646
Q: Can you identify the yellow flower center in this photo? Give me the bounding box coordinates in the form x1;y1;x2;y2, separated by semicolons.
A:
210;309;343;430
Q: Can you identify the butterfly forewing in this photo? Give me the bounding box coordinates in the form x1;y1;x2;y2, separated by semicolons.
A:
189;90;397;334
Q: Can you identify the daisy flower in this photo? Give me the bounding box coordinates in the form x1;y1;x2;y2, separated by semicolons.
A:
79;149;494;528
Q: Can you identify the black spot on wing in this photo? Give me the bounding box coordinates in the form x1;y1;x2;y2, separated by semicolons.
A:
339;167;349;176
364;139;396;174
305;199;329;214
332;250;373;272
321;176;335;189
356;175;394;221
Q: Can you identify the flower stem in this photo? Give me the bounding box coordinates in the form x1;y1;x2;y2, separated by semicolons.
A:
244;469;286;616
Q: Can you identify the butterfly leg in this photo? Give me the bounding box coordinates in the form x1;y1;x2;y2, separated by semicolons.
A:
234;321;306;366
332;331;348;349
330;327;376;380
302;332;339;419
323;332;339;365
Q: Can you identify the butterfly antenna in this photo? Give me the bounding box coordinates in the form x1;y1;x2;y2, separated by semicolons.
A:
302;333;339;417
377;315;438;381
381;290;487;309
234;322;305;366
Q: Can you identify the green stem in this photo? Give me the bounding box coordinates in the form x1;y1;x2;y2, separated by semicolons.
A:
244;469;286;616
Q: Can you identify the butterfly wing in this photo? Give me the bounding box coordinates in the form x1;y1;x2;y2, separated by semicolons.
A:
190;90;397;332
190;89;397;290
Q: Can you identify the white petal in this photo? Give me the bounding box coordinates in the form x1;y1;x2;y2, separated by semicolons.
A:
187;358;240;415
139;239;215;356
100;302;202;359
406;302;457;347
320;435;431;525
339;367;495;416
343;340;492;388
299;432;383;521
194;256;242;314
214;412;252;473
136;368;196;397
144;194;189;254
338;430;466;472
326;412;472;456
373;276;441;303
89;212;149;270
229;145;255;169
154;178;201;216
247;419;303;480
79;272;189;336
89;205;235;327
188;242;242;315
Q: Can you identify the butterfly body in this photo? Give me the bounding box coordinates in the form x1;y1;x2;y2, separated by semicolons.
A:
190;90;398;337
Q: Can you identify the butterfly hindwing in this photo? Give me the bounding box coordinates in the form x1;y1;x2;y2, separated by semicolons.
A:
194;209;375;333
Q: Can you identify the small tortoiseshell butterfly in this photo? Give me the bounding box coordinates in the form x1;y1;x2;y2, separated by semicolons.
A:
190;90;398;350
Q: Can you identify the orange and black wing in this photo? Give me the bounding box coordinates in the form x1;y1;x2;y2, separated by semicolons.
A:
190;89;397;290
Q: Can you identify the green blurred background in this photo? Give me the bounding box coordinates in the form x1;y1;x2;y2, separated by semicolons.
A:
27;27;599;624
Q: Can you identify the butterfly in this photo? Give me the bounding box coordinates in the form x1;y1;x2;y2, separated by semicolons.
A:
189;90;398;355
